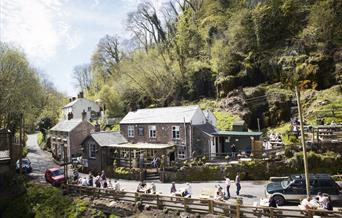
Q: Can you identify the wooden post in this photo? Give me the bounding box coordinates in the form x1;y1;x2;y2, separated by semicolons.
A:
156;194;162;209
236;204;240;218
129;148;132;169
183;197;189;212
295;86;310;198
269;208;274;218
208;200;213;214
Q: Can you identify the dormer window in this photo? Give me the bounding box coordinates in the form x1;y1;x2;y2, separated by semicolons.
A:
128;125;134;138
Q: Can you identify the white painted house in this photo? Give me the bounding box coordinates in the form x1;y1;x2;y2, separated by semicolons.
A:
62;93;101;121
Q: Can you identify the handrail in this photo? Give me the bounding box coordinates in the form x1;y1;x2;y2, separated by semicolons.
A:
66;184;342;217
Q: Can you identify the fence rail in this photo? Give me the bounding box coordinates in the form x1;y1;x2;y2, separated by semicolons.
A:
67;184;342;218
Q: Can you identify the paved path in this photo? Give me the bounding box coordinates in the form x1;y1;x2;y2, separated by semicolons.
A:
26;133;57;183
25;133;342;209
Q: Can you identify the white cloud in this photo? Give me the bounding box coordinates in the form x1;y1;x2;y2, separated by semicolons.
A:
0;0;80;62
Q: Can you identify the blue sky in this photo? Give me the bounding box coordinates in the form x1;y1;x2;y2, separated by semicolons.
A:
0;0;166;96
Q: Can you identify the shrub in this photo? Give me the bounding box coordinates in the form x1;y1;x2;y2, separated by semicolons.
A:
37;131;43;145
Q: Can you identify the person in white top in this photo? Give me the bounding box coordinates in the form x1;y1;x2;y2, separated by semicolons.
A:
185;183;192;197
114;180;120;191
225;176;231;199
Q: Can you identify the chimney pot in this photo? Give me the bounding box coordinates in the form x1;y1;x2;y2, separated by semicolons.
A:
79;92;84;98
95;123;100;132
81;110;87;121
72;97;76;101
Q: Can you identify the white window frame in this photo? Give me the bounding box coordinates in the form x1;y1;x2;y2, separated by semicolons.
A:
149;125;156;138
128;125;134;138
177;149;186;159
89;143;96;159
172;126;180;139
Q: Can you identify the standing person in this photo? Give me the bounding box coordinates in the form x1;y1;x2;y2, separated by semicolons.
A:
225;176;231;199
73;169;79;183
100;170;106;187
184;183;192;198
139;152;145;169
170;182;177;194
269;196;277;208
95;173;101;188
231;144;237;159
235;172;241;196
88;172;93;187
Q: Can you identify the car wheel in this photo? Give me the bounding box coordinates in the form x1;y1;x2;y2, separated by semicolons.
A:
273;195;285;206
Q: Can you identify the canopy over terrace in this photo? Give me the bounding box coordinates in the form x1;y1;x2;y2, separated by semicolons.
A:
109;143;176;168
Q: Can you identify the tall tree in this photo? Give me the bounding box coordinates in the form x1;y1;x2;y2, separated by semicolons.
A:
72;64;92;91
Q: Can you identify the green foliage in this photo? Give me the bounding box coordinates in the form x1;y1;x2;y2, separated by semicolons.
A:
111;123;120;131
1;183;105;218
37;132;43;146
213;111;239;131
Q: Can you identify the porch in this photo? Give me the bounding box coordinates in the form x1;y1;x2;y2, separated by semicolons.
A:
209;131;263;160
109;143;176;169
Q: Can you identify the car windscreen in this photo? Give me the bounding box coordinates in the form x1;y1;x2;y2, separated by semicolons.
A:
51;170;62;177
281;178;292;188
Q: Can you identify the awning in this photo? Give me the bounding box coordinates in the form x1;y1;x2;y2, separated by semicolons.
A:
106;143;175;150
212;131;263;137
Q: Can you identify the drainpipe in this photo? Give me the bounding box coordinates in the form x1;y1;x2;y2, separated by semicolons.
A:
183;117;187;159
189;121;192;159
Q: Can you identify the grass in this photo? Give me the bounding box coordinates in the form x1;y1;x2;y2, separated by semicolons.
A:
213;111;239;131
302;85;342;124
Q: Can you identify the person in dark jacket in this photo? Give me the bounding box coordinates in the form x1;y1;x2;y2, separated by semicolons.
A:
269;196;277;208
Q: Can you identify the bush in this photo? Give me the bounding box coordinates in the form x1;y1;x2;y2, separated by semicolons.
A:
1;183;105;218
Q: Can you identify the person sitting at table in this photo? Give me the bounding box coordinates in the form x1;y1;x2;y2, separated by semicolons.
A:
325;196;333;211
309;196;320;209
149;182;156;194
299;197;314;210
268;196;277;208
214;186;224;201
113;180;120;191
182;183;192;198
137;182;144;193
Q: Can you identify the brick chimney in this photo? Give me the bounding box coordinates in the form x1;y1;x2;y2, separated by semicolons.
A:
81;110;87;121
79;91;84;98
94;122;100;132
72;97;76;101
67;112;73;120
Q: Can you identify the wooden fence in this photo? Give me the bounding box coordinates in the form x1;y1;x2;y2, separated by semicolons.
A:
67;184;342;217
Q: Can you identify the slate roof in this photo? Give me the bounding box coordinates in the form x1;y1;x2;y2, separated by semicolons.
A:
89;131;127;147
63;98;97;109
120;105;201;124
193;123;218;136
50;119;84;132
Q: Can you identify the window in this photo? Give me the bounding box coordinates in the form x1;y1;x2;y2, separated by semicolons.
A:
89;143;96;159
172;126;180;139
178;149;186;159
149;125;156;138
128;125;134;137
138;127;144;136
88;107;91;111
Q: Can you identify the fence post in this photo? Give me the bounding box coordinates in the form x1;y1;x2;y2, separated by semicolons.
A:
183;198;189;212
135;192;139;203
236;204;240;218
208;200;213;214
156;194;163;209
269;208;274;218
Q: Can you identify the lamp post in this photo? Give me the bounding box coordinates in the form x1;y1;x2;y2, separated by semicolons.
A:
295;86;310;198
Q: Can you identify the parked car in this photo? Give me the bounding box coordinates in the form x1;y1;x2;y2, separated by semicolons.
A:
45;168;65;186
16;158;32;174
266;174;342;206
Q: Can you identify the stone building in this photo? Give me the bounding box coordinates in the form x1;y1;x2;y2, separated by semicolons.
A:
50;112;94;163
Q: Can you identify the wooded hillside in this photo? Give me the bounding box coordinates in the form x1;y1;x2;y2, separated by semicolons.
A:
77;0;341;128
